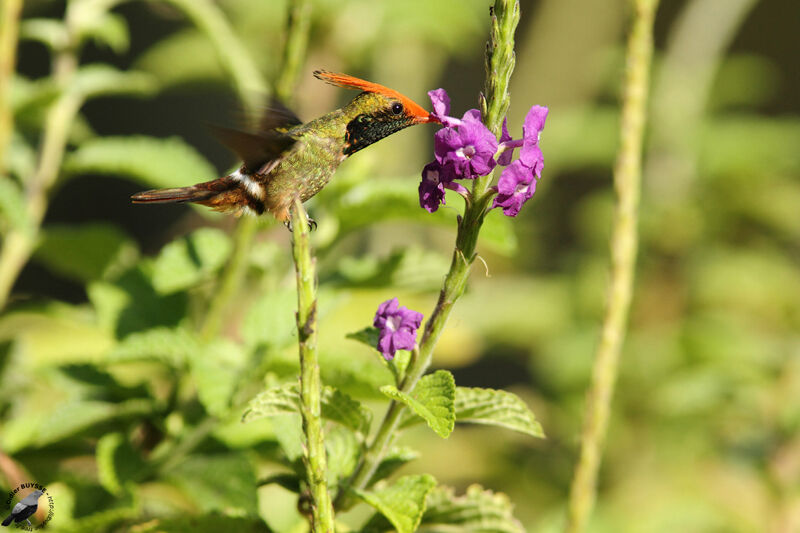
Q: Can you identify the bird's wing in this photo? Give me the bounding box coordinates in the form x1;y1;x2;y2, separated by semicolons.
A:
210;126;297;173
258;97;302;133
11;501;26;514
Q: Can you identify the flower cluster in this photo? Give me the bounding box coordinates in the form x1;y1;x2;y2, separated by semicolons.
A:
419;89;548;217
373;298;423;361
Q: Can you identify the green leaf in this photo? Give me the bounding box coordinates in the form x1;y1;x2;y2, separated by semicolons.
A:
419;484;525;533
166;453;258;515
326;426;360;487
370;447;419;487
70;64;156;100
33;223;138;282
79;12;129;53
242;287;297;350
96;432;146;496
381;370;456;438
347;326;380;349
108;327;197;366
20;19;68;49
243;383;371;435
407;387;545;438
62;135;217;190
151;228;232;294
135;29;227;88
190;339;246;418
356;474;437;533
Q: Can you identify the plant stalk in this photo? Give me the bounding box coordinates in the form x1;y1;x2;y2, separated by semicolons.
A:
335;0;520;508
0;0;23;171
565;1;659;531
290;198;334;533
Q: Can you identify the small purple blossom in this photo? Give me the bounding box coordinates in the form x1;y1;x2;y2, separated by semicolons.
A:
373;298;423;361
428;89;461;128
433;109;497;179
491;160;537;217
497;118;514;166
520;105;548;177
419;161;447;213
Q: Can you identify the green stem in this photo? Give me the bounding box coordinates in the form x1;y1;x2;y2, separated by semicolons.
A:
275;0;312;103
335;0;520;508
0;13;81;310
290;198;334;533
162;0;266;113
564;1;659;532
0;0;23;171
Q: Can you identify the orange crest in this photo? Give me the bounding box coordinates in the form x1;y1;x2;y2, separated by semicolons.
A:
314;70;435;123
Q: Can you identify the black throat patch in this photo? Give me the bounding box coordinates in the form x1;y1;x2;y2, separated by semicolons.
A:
342;112;414;157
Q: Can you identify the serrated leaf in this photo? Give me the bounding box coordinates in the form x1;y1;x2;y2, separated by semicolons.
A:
151;228;232;294
356;474;437;533
190;339;246;417
33;223;138;282
370;447;419;486
419;484;525;533
243;383;371;435
108;327;197;366
347;326;380;349
401;387;545;438
242;287;297;350
381;370;455;438
326;426;360;487
62;135;217;190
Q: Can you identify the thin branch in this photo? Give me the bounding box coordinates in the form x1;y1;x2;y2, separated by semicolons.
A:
565;1;659;531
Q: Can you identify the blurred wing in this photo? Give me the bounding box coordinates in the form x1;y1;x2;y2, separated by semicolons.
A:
210;126;296;173
258;97;302;133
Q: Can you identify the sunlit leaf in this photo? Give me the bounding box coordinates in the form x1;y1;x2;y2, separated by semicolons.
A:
326;426;360;487
190;339;246;418
419;484;525;533
151;228;232;294
70;64;156;100
20;18;68;49
356;474;436;533
166;453;258;515
33;223;138;283
62;135;217;190
381;370;456;438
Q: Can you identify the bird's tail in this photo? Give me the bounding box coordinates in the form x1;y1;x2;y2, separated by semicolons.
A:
131;176;240;205
2;514;14;526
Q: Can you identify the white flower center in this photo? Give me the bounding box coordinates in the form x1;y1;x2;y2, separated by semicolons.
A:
456;145;476;160
426;169;440;184
386;315;402;332
515;183;529;195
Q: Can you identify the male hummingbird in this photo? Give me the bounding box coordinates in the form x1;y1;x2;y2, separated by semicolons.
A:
131;71;437;227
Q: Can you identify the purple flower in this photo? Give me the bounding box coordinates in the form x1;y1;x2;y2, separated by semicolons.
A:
373;298;424;361
520;106;548;177
419;161;447;213
491;160;537;217
434;109;497;179
497;118;514;166
428;89;461;128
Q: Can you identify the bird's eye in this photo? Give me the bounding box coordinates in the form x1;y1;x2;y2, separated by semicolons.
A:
391;102;403;115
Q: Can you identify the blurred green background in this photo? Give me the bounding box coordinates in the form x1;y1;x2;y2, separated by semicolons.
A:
1;0;799;531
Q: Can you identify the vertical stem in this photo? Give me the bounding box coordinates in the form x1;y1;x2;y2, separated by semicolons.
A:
336;0;520;507
291;198;334;533
275;0;312;103
565;1;659;532
0;0;23;170
0;14;81;310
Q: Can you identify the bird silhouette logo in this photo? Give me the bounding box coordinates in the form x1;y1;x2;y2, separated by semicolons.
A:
2;485;54;530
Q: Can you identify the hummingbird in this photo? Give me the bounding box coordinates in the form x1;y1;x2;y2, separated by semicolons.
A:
131;70;437;228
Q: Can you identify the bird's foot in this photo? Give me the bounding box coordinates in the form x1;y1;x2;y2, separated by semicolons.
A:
283;217;317;232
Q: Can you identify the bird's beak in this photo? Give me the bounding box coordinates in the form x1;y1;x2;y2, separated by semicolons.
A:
414;113;440;125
